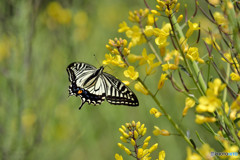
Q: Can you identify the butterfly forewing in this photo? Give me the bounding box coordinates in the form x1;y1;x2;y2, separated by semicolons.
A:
67;62;139;109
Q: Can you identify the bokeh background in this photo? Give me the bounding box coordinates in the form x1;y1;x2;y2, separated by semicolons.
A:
0;0;221;159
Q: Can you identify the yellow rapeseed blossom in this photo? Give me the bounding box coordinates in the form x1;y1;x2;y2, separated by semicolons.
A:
134;82;149;95
196;79;225;113
208;78;226;96
195;114;216;124
155;29;169;48
118;21;130;33
153;126;170;136
186;147;202;160
182;97;195;117
0;36;12;62
102;54;125;68
177;14;183;23
157;150;166;160
231;95;240;110
126;25;146;46
230;72;240;81
186;47;199;61
204;36;221;51
150;108;162;118
128;8;149;22
222;141;240;159
127;54;142;63
21;111;36;133
123;66;139;80
208;0;220;6
117;121;161;159
161;64;178;71
145;61;161;75
47;2;72;25
144;25;154;37
157;73;168;89
185;20;200;38
198;144;214;160
139;48;156;65
196;95;221;113
115;153;123;160
213;12;228;30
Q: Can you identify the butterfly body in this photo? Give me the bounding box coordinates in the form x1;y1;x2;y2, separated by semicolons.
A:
67;62;139;109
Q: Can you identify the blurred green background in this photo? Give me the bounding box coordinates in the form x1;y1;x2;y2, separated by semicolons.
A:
0;0;221;160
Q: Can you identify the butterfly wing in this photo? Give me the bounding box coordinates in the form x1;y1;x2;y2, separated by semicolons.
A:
67;62;106;109
102;72;139;106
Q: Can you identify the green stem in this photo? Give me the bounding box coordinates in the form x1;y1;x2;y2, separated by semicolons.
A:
169;15;206;95
223;0;240;54
137;78;202;155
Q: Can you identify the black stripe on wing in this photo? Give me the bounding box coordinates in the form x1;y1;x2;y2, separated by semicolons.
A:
102;73;139;106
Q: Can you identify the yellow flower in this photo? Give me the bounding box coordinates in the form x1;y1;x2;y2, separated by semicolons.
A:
134;82;149;95
186;47;199;61
126;25;146;46
177;14;183;23
185;20;200;38
196;79;224;113
198;144;214;160
47;2;72;25
182;97;195;117
102;54;125;68
196;96;221;113
155;29;169;47
231;95;240;110
161;64;178;71
150;108;162;118
230;72;240;81
115;153;123;160
74;11;88;27
123;66;139;80
153;126;170;136
208;78;226;96
186;147;202;160
222;141;240;159
208;0;220;6
195;114;216;124
148;143;158;153
147;14;156;25
158;73;168;89
139;48;156;65
144;25;154;37
145;61;161;75
204;36;221;51
118;21;130;33
0;36;12;62
127;54;142;63
122;81;130;86
158;150;166;160
213;12;228;29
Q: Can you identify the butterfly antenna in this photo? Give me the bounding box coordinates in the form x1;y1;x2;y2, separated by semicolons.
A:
93;54;102;67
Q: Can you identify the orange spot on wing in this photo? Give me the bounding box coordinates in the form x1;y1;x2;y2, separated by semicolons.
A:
78;90;83;94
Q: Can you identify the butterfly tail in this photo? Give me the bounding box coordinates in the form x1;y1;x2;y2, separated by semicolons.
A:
79;100;86;110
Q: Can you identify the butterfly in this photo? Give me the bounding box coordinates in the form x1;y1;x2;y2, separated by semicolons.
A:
66;62;139;109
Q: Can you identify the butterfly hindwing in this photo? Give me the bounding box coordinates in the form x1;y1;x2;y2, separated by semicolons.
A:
67;62;139;109
102;73;139;106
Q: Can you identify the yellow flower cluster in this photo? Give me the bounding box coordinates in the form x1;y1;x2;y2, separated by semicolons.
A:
195;78;226;124
150;108;162;118
47;2;72;25
152;0;180;17
102;38;131;68
116;121;164;160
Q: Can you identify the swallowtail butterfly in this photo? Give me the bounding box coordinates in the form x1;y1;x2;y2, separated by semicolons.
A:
67;62;139;109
